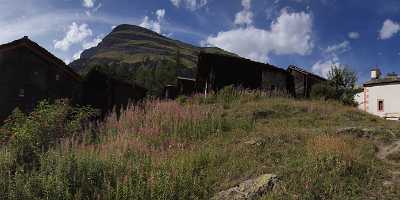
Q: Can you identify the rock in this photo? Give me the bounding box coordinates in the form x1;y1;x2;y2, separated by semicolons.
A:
212;174;279;200
336;127;374;138
383;180;394;187
336;127;396;139
244;138;264;146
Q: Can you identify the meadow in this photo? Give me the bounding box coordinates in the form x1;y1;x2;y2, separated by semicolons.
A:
1;88;400;199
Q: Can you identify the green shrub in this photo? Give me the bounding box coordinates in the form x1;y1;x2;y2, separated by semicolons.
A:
2;100;98;169
176;95;188;104
311;65;359;105
311;82;336;100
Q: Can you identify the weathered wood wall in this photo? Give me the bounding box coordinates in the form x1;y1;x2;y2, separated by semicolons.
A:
0;45;81;122
82;69;147;117
196;53;291;93
288;66;326;98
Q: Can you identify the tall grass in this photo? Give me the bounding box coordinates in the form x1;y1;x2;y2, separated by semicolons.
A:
104;100;225;143
1;89;399;199
0;92;256;199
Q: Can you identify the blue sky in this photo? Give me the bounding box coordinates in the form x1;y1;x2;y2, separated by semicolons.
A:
1;0;400;83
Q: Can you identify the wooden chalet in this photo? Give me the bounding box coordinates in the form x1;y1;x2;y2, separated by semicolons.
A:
162;84;178;99
177;76;196;96
196;53;292;94
82;69;147;117
162;77;195;99
0;36;81;122
287;65;327;98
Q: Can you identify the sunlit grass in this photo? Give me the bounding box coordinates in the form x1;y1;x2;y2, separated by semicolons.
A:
1;89;400;199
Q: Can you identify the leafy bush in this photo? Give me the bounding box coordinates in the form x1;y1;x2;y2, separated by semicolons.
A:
311;65;358;105
1;100;98;169
310;82;336;100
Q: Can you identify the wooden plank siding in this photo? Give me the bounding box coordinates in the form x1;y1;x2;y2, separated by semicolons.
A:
196;53;291;93
0;37;81;122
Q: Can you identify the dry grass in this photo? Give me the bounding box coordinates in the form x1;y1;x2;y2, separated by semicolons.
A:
61;99;225;161
2;90;400;199
306;135;355;160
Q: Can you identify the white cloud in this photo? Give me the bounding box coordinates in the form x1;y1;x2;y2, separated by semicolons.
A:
72;50;84;61
156;9;166;21
234;0;254;26
242;0;252;9
54;22;93;51
325;40;350;54
53;22;104;62
170;0;208;11
71;35;103;62
85;3;102;16
171;0;180;7
83;0;95;8
348;32;360;39
379;19;400;40
93;3;102;12
139;9;166;34
82;35;102;49
203;9;313;63
311;41;351;77
311;56;340;78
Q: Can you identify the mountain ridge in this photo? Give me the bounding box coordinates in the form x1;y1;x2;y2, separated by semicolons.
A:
69;24;235;75
68;24;235;95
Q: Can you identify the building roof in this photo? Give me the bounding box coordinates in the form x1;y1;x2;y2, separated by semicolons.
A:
198;52;288;74
287;65;327;81
0;36;81;81
177;76;196;82
364;77;400;87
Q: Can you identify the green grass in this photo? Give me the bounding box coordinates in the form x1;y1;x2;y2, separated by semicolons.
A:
1;90;400;199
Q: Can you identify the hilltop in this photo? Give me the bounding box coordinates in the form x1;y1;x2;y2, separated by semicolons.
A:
1;90;400;199
69;24;235;94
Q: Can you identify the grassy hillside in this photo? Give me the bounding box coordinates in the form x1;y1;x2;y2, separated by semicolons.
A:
1;90;400;199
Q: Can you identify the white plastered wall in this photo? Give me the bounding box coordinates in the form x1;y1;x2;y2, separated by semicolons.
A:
354;92;364;110
365;83;400;118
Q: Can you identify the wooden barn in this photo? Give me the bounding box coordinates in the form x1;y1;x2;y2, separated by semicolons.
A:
82;69;147;116
287;65;327;98
162;76;196;99
162;84;178;99
177;77;196;96
0;36;81;122
196;53;292;94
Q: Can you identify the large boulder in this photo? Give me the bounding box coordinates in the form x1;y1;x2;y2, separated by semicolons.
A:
212;174;279;200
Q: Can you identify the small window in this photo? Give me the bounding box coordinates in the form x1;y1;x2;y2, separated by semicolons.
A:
18;89;25;97
56;74;60;81
378;100;384;112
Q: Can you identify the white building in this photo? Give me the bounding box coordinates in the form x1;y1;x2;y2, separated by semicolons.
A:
356;68;400;120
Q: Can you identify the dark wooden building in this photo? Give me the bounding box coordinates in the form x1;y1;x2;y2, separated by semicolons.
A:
82;69;147;116
162;84;178;99
287;65;326;98
177;77;196;96
0;36;81;122
196;53;292;94
162;76;196;99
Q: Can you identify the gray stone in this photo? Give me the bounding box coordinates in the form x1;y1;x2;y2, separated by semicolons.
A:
244;138;264;146
212;174;279;200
